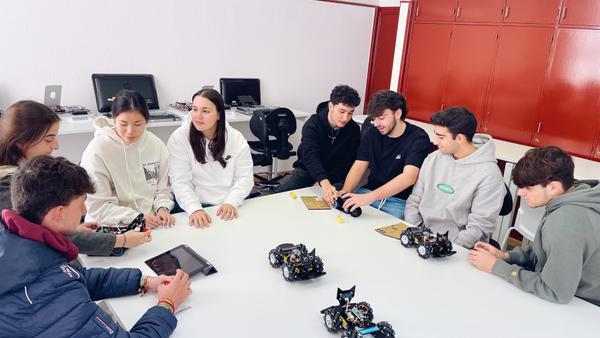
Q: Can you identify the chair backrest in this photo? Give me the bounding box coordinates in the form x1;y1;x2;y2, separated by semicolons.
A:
513;201;544;241
249;110;269;148
316;100;329;114
499;183;513;216
361;115;374;137
265;107;297;160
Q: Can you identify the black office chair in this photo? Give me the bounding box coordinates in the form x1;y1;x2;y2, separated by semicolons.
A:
316;100;329;114
248;107;297;189
361;115;374;137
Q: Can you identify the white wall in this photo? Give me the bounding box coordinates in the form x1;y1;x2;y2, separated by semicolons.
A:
0;0;374;113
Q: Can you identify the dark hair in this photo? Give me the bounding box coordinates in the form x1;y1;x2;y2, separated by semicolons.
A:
111;89;150;121
430;106;477;142
367;90;408;120
330;85;361;107
189;88;227;168
11;156;95;224
0;100;60;166
512;146;575;190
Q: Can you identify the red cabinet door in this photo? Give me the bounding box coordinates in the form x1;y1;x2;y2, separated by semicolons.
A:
560;0;600;27
504;0;562;24
594;132;600;160
403;23;452;122
443;25;498;125
535;29;600;158
456;0;506;23
416;0;458;22
483;27;554;144
365;8;399;110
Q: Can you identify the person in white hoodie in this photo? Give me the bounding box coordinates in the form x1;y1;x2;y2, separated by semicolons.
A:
167;88;253;228
80;90;175;228
404;106;505;248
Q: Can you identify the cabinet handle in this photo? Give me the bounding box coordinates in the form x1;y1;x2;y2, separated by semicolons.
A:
441;104;445;111
560;7;567;21
456;6;461;17
536;122;542;134
416;6;420;16
504;6;510;18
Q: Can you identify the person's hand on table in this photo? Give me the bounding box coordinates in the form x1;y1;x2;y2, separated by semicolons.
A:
468;244;502;273
473;241;509;260
144;275;173;292
320;179;338;205
156;208;176;228
341;191;376;211
145;214;163;229
118;230;152;248
216;203;237;221
189;210;211;228
157;269;192;311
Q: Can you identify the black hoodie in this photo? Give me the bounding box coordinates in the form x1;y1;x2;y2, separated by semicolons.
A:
293;105;361;184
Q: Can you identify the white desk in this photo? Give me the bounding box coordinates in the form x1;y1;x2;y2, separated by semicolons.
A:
80;187;600;338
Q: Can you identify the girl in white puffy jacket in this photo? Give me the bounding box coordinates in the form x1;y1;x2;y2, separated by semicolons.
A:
167;89;253;227
80;90;175;228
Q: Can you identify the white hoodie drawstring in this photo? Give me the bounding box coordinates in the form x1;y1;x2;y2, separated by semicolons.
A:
377;197;387;210
121;141;142;214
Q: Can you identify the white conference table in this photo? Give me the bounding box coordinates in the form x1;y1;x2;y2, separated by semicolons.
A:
80;187;600;338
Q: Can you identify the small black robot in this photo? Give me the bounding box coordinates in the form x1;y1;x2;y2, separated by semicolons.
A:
96;213;147;256
268;243;325;281
320;286;395;338
400;226;456;259
335;197;362;217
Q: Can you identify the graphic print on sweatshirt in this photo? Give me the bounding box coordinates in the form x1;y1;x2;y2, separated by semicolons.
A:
143;162;160;187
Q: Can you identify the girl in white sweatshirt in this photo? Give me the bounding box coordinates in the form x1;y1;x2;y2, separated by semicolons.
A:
80;90;174;228
167;88;253;227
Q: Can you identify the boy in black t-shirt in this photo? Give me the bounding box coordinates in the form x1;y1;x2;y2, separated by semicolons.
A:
341;90;431;219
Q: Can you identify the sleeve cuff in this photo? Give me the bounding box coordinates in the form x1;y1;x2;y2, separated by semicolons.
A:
491;259;516;279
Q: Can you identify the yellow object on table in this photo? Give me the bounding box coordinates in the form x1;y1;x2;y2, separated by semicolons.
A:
290;191;297;200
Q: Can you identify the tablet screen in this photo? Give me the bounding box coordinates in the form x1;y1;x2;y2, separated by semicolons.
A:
145;245;217;277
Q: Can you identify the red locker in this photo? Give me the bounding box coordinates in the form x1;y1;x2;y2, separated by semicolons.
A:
415;0;458;22
456;0;506;23
483;27;554;143
365;8;400;109
534;29;600;158
443;25;498;125
403;23;453;122
560;0;600;27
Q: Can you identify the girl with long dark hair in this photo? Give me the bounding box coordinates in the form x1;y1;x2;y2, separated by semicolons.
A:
167;88;253;227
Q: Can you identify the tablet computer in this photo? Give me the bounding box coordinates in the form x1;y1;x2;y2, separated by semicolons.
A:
145;244;217;277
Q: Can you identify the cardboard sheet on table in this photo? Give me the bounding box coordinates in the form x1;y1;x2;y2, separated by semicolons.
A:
301;196;331;210
375;222;409;239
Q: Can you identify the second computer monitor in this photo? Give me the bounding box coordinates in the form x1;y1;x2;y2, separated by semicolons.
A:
220;78;261;107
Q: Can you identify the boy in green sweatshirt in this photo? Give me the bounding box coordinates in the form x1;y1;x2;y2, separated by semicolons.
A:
469;146;600;306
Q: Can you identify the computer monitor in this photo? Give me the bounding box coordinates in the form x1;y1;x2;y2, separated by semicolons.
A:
92;74;160;113
219;78;261;106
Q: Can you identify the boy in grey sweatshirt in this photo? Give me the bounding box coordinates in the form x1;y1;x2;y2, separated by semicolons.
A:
469;146;600;306
404;107;505;248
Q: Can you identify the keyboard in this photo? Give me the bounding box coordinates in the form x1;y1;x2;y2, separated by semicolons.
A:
149;113;181;121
